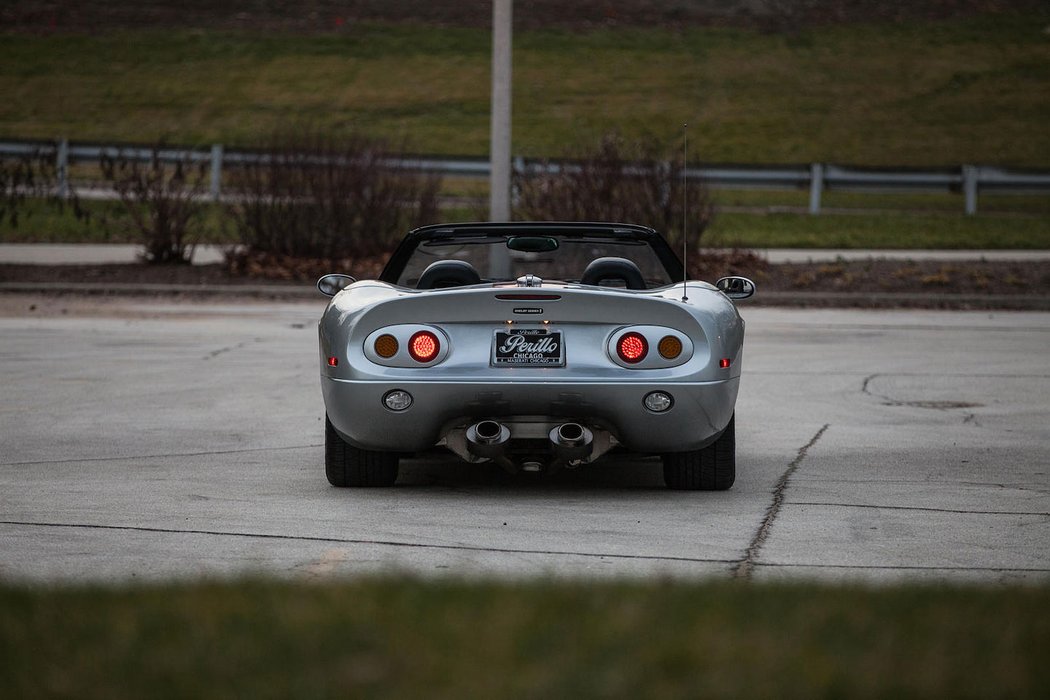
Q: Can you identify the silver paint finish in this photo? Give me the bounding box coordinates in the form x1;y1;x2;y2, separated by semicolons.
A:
320;280;745;456
323;375;738;453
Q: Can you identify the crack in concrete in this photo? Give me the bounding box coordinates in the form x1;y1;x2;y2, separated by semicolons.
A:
787;501;1050;517
732;424;830;580
0;520;738;567
203;338;254;360
861;373;880;396
861;373;984;414
947;482;1050;497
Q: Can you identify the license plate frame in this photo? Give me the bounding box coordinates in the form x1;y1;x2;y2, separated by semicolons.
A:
491;328;565;367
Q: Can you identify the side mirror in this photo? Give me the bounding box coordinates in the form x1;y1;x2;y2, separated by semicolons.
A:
317;274;356;297
716;276;756;300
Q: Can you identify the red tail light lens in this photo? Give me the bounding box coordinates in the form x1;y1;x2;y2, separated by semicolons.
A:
408;331;440;363
617;332;648;363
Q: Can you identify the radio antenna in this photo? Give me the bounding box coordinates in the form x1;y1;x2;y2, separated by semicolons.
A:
681;123;689;302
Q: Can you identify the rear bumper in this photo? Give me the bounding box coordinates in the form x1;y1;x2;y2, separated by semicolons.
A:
322;376;738;453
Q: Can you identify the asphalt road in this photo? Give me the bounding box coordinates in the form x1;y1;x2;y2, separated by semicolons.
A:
1;297;1048;584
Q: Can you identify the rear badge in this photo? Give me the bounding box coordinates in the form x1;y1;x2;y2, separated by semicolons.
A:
512;307;543;315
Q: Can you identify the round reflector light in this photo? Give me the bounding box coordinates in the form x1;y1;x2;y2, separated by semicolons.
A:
658;335;683;360
408;331;440;362
383;390;413;411
374;334;399;359
644;391;673;412
617;332;648;363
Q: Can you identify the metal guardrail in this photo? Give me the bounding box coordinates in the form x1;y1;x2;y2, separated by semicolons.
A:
3;138;1048;215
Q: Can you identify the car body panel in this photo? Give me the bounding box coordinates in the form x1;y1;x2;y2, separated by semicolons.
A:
318;222;748;469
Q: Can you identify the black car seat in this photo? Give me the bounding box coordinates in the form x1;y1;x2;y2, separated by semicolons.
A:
416;259;483;289
579;257;647;290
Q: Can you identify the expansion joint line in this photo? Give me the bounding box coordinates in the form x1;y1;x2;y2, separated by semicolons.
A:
732;423;830;581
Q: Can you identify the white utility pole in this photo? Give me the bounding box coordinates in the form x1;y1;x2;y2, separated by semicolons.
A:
489;0;512;222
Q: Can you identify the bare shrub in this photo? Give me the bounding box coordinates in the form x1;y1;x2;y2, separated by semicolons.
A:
513;133;713;250
226;130;441;268
1;143;85;229
99;147;207;264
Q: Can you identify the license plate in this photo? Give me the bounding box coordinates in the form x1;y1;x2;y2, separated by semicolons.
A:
492;328;564;367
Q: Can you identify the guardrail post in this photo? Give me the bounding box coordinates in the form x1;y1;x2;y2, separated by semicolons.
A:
808;162;823;215
963;165;978;215
56;138;69;199
210;144;223;201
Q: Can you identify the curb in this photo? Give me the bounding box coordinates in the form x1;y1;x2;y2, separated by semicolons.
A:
3;282;1049;310
747;291;1050;311
0;282;317;298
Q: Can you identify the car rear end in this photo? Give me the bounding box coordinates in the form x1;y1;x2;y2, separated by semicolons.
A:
320;282;743;472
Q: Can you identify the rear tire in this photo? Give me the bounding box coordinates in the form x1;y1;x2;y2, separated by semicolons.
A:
663;414;735;491
325;415;399;487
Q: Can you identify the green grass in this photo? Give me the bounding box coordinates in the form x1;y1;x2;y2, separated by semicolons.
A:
3;197;1047;249
2;11;1049;165
1;578;1047;699
712;189;1050;215
706;210;1050;249
0;199;236;244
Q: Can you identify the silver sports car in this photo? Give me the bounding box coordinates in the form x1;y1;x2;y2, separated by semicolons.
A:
317;222;754;490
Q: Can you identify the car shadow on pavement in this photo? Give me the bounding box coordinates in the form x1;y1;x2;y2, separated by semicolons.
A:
395;454;669;491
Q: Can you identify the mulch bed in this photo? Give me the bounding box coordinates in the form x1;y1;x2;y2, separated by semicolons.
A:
688;250;1050;298
1;251;1048;304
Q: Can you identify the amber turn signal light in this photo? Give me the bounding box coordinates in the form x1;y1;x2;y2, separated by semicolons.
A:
658;335;683;360
374;334;399;359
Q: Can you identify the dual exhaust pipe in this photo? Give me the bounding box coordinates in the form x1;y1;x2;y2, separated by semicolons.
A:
465;420;593;473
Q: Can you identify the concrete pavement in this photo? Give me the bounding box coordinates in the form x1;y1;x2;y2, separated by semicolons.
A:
0;243;230;265
0;299;1047;584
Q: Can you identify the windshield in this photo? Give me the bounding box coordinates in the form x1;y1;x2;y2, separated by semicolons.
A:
393;234;675;288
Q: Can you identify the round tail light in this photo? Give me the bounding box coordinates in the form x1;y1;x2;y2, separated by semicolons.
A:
374;334;399;359
408;331;440;363
658;335;683;359
617;332;648;363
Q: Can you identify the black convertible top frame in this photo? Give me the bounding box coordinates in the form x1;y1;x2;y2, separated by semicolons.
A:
379;221;685;285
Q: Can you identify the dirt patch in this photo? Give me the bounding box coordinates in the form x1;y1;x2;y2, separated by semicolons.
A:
2;255;1047;300
697;253;1050;298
